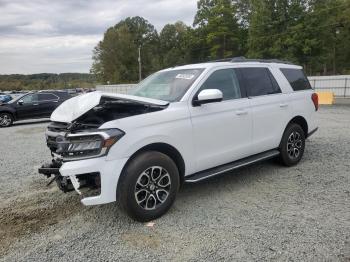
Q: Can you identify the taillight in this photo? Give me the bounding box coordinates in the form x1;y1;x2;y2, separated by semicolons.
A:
311;93;318;111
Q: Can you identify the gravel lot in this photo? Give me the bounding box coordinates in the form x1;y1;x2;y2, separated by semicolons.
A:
1;106;349;261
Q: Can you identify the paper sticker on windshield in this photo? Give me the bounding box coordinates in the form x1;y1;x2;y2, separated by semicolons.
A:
175;74;195;80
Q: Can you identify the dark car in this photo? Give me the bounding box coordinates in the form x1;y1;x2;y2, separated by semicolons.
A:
0;91;71;127
0;94;13;103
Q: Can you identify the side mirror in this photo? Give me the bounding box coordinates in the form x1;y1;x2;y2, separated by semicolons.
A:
193;89;223;106
18;99;24;105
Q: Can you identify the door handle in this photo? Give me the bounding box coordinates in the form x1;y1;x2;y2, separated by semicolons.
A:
33;103;39;106
279;103;288;108
235;110;248;116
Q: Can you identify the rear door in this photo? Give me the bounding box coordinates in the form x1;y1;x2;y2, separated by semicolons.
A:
189;68;253;172
38;93;60;117
239;67;290;153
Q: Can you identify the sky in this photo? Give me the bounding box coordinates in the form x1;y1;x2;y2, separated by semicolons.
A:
0;0;198;74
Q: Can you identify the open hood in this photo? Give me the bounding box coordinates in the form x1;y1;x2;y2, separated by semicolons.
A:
50;91;169;123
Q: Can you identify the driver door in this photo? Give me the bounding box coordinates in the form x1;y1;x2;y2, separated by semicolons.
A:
16;94;41;119
189;68;253;172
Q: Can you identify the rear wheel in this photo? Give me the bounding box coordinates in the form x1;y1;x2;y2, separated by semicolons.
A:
0;113;13;127
279;123;305;166
118;151;180;222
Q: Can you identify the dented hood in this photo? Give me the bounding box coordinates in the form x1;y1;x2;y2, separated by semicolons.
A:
50;91;169;123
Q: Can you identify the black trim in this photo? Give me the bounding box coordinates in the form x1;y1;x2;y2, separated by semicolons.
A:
307;127;318;138
185;149;280;183
192;97;223;106
205;57;294;65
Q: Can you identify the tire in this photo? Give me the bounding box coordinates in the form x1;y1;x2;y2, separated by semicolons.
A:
279;123;305;166
118;151;180;222
0;113;13;127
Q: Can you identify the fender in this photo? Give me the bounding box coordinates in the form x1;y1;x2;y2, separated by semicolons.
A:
279;115;309;146
106;134;195;176
0;106;17;120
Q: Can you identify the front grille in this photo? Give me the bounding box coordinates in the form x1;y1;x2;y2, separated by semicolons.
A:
46;122;69;153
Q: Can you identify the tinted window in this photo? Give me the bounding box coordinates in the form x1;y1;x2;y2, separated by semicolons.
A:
240;68;281;97
38;93;58;101
281;68;311;91
198;69;241;100
21;94;38;103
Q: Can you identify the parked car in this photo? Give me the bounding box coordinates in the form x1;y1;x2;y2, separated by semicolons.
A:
39;58;318;221
0;91;71;127
0;94;13;104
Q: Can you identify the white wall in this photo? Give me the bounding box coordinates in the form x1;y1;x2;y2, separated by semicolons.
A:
308;75;350;97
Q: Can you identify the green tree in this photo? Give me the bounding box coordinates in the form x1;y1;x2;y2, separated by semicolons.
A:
193;0;242;59
91;16;160;84
159;21;191;68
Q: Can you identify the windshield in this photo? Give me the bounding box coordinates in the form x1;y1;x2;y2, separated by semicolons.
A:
7;93;27;104
129;68;204;102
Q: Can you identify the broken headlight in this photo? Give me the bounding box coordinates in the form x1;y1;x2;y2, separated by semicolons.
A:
56;129;124;161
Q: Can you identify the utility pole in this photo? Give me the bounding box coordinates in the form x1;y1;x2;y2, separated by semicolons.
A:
223;34;226;58
138;46;142;82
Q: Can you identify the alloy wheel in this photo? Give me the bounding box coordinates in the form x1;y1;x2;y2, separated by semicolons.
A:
287;131;302;159
134;166;171;210
0;114;11;127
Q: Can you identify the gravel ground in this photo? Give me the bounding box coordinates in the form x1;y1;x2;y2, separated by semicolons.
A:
0;107;349;261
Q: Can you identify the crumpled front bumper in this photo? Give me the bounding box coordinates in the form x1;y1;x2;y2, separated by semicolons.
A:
40;156;128;206
61;157;128;205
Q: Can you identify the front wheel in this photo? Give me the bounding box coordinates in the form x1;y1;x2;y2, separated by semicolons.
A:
118;151;180;222
0;113;13;127
279;123;305;166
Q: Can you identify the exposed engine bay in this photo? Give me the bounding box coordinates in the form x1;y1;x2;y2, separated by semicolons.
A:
72;96;168;128
39;94;168;194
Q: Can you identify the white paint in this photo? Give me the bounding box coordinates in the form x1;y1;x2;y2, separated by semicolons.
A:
57;61;317;206
51;91;168;123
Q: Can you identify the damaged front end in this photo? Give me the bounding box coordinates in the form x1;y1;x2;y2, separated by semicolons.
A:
39;161;101;194
38;126;124;194
39;92;168;196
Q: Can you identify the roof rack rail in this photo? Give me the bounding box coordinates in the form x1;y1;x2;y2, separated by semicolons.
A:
208;58;235;63
231;56;294;65
207;56;295;65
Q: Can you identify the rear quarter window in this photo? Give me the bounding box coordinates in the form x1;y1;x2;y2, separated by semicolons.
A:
280;68;312;91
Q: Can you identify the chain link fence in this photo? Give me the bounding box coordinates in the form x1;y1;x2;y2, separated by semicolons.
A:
96;84;136;94
308;75;350;97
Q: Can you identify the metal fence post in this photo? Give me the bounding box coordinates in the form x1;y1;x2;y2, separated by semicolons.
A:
344;78;348;97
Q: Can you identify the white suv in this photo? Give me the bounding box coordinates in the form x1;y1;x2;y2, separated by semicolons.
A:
39;58;318;221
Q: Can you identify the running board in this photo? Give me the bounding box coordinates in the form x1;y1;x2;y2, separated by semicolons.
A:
185;149;280;183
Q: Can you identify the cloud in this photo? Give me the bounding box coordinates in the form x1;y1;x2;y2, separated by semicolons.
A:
0;0;197;74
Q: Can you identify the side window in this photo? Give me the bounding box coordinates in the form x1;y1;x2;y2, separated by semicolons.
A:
38;93;58;101
21;94;38;104
240;68;281;97
198;69;241;100
280;68;311;91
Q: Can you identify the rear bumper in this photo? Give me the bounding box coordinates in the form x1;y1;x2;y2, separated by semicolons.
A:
307;127;318;138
